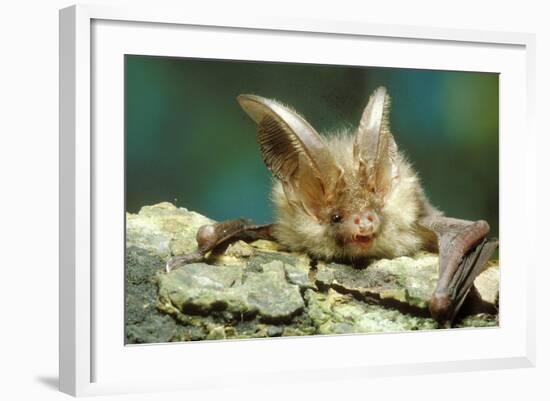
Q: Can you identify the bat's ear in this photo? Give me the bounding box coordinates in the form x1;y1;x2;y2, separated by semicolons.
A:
353;86;399;202
237;94;341;219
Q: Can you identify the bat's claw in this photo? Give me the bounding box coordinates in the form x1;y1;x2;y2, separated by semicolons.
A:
165;257;178;273
165;250;205;273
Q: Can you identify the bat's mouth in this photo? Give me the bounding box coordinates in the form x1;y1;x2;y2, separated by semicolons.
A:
351;234;374;249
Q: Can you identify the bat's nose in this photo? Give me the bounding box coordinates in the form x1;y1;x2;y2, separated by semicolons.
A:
353;213;375;235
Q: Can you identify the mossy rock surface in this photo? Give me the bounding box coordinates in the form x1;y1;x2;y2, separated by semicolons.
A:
125;202;500;344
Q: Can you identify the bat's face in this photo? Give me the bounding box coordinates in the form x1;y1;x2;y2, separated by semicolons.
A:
327;206;382;252
319;174;386;256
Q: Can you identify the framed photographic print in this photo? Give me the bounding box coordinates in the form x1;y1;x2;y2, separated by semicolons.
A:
59;4;536;397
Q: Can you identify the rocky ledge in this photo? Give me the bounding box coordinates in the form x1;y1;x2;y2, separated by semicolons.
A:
125;202;499;344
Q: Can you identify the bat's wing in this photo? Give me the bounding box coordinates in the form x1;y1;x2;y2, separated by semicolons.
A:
419;215;499;326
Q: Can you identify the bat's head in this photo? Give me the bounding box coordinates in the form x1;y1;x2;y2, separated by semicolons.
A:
320;186;384;255
237;87;419;260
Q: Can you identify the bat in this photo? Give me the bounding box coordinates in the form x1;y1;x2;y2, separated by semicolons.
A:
166;87;498;327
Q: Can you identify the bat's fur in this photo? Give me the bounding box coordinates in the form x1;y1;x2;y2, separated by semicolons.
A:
271;132;437;261
236;88;441;264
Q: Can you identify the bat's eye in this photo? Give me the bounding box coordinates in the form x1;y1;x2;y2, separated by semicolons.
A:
330;213;343;224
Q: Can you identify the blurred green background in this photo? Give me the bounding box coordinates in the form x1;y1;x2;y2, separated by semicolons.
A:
125;55;499;237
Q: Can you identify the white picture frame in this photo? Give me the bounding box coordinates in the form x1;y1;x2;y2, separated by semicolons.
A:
59;3;536;397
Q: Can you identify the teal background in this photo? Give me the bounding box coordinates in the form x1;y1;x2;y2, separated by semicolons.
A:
125;55;499;237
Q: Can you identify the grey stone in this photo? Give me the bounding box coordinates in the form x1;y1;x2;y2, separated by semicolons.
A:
157;263;248;316
126;202;213;260
125;202;500;343
243;260;304;322
125;246;181;344
305;289;438;334
157;258;304;323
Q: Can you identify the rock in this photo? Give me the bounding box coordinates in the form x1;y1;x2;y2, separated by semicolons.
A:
125;202;500;344
224;240;255;258
306;289;438;334
126;202;213;259
157;257;304;324
206;326;227;341
474;264;500;305
455;313;498;328
243;260;305;321
267;326;284;337
126;214;172;260
125;246;182;344
315;253;499;317
157;263;248;317
281;255;316;290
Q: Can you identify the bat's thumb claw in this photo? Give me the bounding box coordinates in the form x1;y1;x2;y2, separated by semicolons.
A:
165;256;182;273
165;260;173;273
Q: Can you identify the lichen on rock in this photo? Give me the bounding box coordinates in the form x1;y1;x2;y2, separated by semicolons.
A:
157;258;305;323
306;289;438;334
126;202;213;259
316;253;447;316
125;202;500;344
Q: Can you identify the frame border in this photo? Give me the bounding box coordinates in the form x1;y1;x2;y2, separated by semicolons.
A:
59;4;536;396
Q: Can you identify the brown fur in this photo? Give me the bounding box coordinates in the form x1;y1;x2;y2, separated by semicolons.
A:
237;88;439;262
271;131;436;261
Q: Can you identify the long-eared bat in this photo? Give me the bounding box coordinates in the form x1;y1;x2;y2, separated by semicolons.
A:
167;87;498;327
